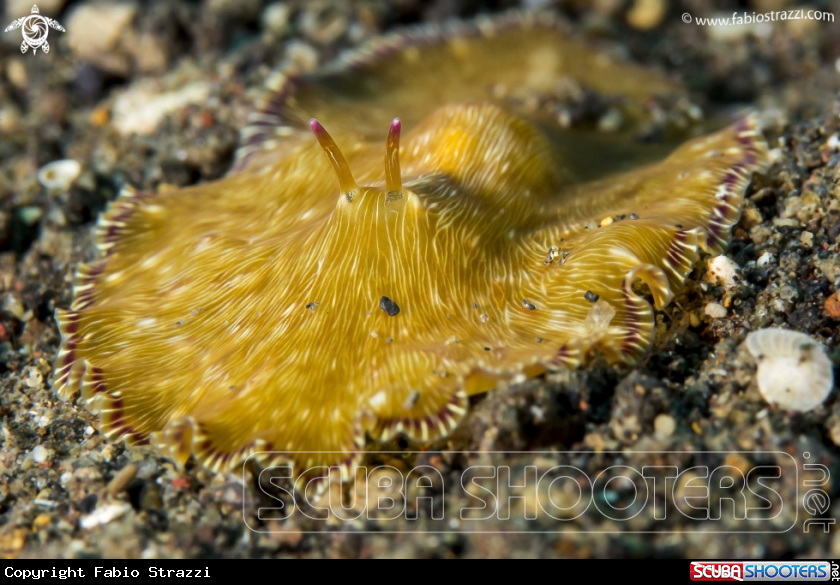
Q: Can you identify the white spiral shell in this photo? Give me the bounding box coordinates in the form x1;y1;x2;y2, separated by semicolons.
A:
745;328;834;412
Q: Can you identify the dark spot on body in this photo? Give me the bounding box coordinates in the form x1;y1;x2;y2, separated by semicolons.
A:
403;390;420;410
380;296;400;316
584;291;599;303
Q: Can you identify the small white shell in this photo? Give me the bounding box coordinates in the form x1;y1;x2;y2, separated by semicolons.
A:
745;328;834;412
705;255;741;289
37;159;81;191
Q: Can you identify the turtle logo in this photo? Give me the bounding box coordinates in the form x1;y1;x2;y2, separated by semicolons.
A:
4;5;65;55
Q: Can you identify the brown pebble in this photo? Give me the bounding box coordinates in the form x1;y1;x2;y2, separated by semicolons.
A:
1;529;25;556
32;513;52;529
90;106;110;127
106;463;138;496
825;292;840;319
139;482;164;511
627;0;666;30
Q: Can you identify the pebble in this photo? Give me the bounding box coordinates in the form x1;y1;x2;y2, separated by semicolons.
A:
626;0;666;30
281;40;320;74
779;284;799;302
24;367;43;388
106;463;138;497
5;60;26;90
783;195;803;218
112;81;212;136
705;302;727;319
80;503;131;530
705;256;741;290
18;207;43;226
300;5;348;44
3;294;24;319
7;0;67;17
597;108;623;133
756;251;775;267
689;311;701;327
262;2;291;36
708;16;772;41
139;483;163;511
31;445;48;464
66;2;139;75
207;0;262;19
653;414;676;439
825;292;840;319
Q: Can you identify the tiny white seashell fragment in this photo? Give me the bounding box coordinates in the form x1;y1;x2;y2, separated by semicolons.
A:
37;159;81;191
745;328;834;412
705;255;741;289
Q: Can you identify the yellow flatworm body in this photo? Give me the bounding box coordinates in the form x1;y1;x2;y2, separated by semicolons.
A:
53;12;768;474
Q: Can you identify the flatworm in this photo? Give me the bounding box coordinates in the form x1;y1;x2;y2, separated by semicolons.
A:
53;11;768;475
